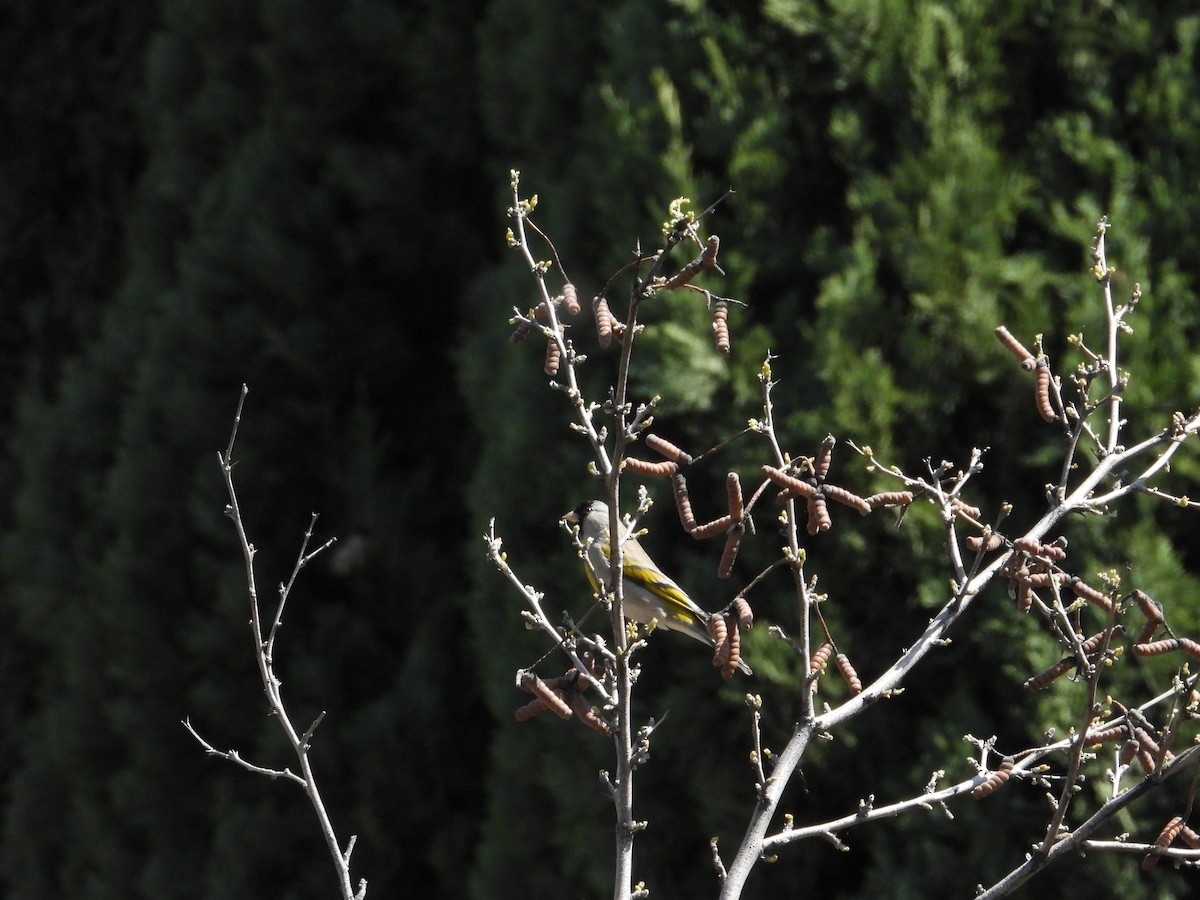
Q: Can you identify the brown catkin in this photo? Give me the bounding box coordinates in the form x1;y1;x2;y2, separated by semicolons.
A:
806;495;832;534
594;295;614;348
966;532;1004;552
543;335;561;375
717;525;743;579
1143;817;1187;870
1086;724;1128;746
565;692;611;735
721;618;742;679
519;673;573;719
971;756;1015;799
712;300;730;353
562;282;580;315
709;614;730;668
623;457;679;477
1035;361;1058;422
645;433;693;465
1071;578;1114;612
836;653;862;693
673;473;697;531
726;472;744;519
1180;638;1200;660
809;642;833;692
867;491;914;510
514;697;549;721
691;515;735;540
732;597;753;631
1024;658;1074;691
1133;589;1163;625
995;326;1036;370
950;497;982;519
509;318;533;344
1017;580;1034;614
822;483;871;514
762;465;818;498
1133;638;1182;656
813;435;836;481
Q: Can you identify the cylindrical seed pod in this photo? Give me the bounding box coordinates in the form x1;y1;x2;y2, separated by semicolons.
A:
813;435;836;481
762;465;818;498
623;457;679;477
717;524;743;579
822;483;871;514
1071;578;1114;612
836;653;862;694
1017;580;1034;614
726;472;744;519
1133;638;1182;656
966;532;1004;552
1143;816;1188;870
509;318;533;344
950;497;982;519
866;491;914;510
565;692;611;735
544;334;561;376
1023;658;1074;691
971;756;1015;799
1135;619;1160;646
732;597;753;631
1180;638;1200;660
806;495;832;534
562;282;580;315
1035;361;1058;422
995;326;1036;370
692;515;735;540
514;697;549;721
809;641;833;693
645;433;693;465
1085;724;1128;746
712;300;730;353
1132;589;1164;625
594;295;614;348
709;613;730;668
673;473;697;532
721;617;742;679
519;673;573;719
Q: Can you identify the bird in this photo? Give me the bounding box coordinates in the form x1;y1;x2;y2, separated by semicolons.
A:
563;499;750;674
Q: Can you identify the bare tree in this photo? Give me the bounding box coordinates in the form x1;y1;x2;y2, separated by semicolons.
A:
489;174;1200;898
185;385;367;900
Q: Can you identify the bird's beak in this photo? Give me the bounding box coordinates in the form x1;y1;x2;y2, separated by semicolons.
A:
562;508;579;525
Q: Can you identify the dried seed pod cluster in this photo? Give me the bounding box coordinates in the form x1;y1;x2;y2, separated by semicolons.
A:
1001;535;1115;615
761;436;887;536
708;609;747;679
664;462;751;578
1023;630;1114;692
971;756;1015;800
514;668;611;735
995;325;1063;421
625;434;690;478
